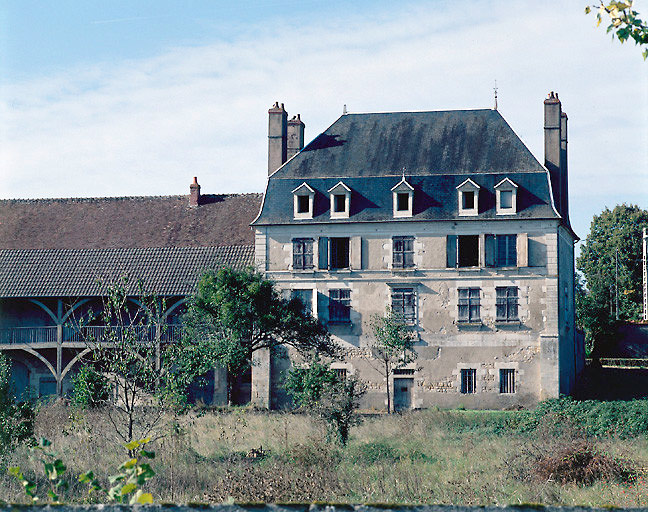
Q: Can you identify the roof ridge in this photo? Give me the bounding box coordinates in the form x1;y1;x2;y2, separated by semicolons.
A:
0;192;263;203
0;244;254;254
343;108;495;115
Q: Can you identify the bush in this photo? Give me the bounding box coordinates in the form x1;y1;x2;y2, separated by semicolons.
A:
71;365;111;408
349;441;400;464
534;440;635;485
518;396;648;438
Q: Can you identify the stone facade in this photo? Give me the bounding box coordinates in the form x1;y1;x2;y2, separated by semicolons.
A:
252;94;583;410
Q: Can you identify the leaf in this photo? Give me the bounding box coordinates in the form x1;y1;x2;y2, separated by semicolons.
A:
120;483;137;495
124;440;141;451
140;449;155;459
121;458;138;469
47;489;59;502
131;489;154;505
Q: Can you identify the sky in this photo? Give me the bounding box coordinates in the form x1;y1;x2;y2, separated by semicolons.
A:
0;0;646;250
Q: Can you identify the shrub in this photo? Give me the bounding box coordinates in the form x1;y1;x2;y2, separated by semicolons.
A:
533;440;635;485
349;441;400;464
71;365;111;408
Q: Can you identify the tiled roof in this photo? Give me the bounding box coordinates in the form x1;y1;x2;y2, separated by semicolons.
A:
253;110;558;226
0;193;262;250
0;245;254;297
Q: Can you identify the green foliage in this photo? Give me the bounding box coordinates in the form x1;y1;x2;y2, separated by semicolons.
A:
586;1;648;59
348;441;400;464
70;365;110;408
0;352;35;467
315;376;366;446
182;267;338;402
518;396;648;438
284;356;340;409
576;204;648;355
9;437;156;505
369;309;417;413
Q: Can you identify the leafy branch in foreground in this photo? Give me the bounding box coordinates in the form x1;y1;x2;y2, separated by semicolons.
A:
9;438;155;505
586;1;648;59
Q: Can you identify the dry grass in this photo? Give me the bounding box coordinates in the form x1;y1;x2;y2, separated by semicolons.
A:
1;404;648;505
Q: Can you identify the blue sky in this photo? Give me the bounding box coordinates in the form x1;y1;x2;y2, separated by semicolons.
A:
0;1;646;248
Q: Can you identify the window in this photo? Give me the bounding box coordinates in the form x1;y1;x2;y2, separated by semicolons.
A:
394;368;415;376
496;287;519;322
495;178;518;214
499;368;515;393
456;178;480;216
292;182;315;219
291;289;313;315
333;368;347;380
334;194;346;212
391;178;414;218
328;182;351;218
329;289;351;323
397;193;410;211
460;369;476;394
462;191;475;210
297;195;310;213
486;234;517;267
330;237;350;269
447;235;480;268
391;288;416;325
500;190;513;209
458;288;480;322
393;236;414;268
292;238;314;270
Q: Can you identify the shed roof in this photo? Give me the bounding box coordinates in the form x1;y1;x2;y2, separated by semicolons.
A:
0;245;254;298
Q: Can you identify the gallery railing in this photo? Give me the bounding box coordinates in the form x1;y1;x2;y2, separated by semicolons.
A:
0;324;183;345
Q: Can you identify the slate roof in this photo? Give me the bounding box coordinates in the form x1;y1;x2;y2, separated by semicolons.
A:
0;245;254;298
0;193;262;250
253;109;560;225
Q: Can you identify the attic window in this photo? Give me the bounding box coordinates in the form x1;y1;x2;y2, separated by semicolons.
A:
292;182;315;219
391;177;414;218
328;181;351;219
456;178;480;216
297;195;310;213
495;178;518;215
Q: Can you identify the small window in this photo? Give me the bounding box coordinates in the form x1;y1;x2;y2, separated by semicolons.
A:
291;289;313;315
458;288;480;322
297;195;310;214
329;289;351;323
397;193;410;211
460;369;476;394
292;238;314;270
499;368;515;393
333;368;347;380
391;288;416;325
334;194;346;212
500;190;513;209
496;287;519;322
462;191;474;210
394;368;415;376
393;236;414;268
330;237;350;269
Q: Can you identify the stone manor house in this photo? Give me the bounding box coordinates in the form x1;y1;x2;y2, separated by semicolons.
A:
0;93;584;410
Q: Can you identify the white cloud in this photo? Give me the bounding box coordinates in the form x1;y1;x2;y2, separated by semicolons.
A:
0;0;646;243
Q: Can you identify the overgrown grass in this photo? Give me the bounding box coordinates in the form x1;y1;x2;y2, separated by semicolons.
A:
2;400;648;505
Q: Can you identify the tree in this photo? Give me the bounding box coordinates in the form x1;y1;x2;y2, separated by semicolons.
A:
368;309;417;413
71;277;190;445
285;356;365;445
576;204;648;355
70;364;111;408
182;267;338;403
586;1;648;59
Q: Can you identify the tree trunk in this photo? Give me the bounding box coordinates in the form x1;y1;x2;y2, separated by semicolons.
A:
385;360;391;414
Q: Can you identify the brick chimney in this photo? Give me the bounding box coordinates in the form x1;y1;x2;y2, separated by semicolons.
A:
287;114;305;160
268;102;288;175
189;176;200;207
560;111;569;220
544;92;564;217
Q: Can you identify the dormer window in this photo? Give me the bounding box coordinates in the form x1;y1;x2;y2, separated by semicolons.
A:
292;182;315;219
495;178;518;215
456;178;480;216
327;182;351;219
391;177;414;218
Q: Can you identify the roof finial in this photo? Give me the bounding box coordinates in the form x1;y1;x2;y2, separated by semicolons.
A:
493;80;498;110
343;104;347;115
401;167;406;179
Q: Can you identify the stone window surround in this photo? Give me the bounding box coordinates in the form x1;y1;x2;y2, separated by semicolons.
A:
495;178;518;215
328;181;351;219
292;182;315;220
452;363;487;393
491;362;524;394
391;178;414;218
456;178;480;216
